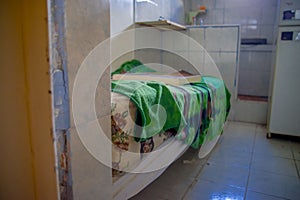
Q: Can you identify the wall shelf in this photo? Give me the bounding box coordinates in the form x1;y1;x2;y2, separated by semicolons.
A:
135;19;186;31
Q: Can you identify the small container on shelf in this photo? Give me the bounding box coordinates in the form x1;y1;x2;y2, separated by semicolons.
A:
187;5;206;25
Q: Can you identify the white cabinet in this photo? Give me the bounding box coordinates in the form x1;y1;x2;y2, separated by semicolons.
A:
268;26;300;137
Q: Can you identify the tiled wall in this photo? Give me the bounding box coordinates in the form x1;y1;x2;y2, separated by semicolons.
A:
110;0;135;72
239;45;275;97
111;0;134;35
185;0;279;97
135;0;185;24
161;26;240;117
133;25;240;122
112;0;186;72
186;0;278;43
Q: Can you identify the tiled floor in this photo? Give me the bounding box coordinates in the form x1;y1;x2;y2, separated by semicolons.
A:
131;121;300;200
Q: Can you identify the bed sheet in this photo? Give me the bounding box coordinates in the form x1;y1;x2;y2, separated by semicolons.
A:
111;92;174;182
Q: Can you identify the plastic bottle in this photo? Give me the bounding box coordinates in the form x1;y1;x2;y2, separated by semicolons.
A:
192;17;197;25
200;18;204;25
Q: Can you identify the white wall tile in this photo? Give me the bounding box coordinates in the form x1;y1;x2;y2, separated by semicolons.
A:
238;68;271;97
111;30;135;67
135;0;160;22
188;0;278;99
135;27;162;49
161;51;195;73
239;49;272;96
215;0;225;9
173;34;189;51
203;52;223;78
205;27;239;52
188;28;205;50
135;0;184;23
190;1;201;10
241;25;260;38
135;49;162;65
233;100;268;124
262;0;278;7
224;0;246;8
189;51;205;73
170;0;185;24
260;25;276;44
212;9;225;24
162;30;174;51
224;8;245;24
110;0;134;35
161;0;172;20
260;5;277;25
208;52;237;96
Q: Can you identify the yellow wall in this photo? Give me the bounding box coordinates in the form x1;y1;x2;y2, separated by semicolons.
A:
0;1;58;199
0;1;35;199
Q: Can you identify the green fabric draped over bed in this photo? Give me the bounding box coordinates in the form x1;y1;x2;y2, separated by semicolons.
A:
111;60;231;148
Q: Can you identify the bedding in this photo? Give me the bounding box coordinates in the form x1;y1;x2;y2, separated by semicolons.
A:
111;60;231;182
111;77;230;145
111;92;174;182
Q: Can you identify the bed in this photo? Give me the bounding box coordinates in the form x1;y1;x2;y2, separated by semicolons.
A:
110;60;230;199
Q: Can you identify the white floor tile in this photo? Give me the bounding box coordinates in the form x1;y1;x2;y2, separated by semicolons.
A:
246;191;288;200
251;154;298;177
208;144;252;168
296;160;300;177
219;121;256;153
225;121;257;137
248;169;300;200
219;134;254;153
198;162;249;189
184;179;245;200
132;122;300;200
291;142;300;161
254;131;293;159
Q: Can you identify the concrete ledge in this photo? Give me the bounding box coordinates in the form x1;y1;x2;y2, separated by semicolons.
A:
229;99;268;124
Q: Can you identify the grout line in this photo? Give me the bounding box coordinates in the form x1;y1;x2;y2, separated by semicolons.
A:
247;190;290;200
181;122;234;200
243;124;257;199
291;146;300;179
180;138;224;200
180;156;210;200
181;122;262;200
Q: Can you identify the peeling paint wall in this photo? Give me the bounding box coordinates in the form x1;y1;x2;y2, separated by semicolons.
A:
48;0;73;198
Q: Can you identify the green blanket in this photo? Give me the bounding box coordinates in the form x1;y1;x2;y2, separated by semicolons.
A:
111;77;230;148
112;80;187;141
191;77;231;148
111;60;230;148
